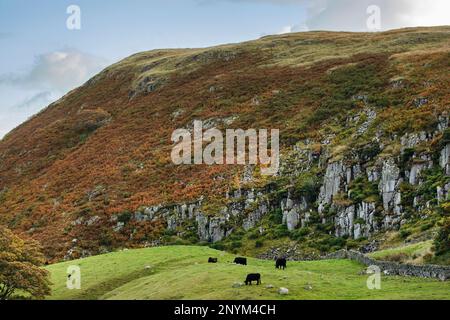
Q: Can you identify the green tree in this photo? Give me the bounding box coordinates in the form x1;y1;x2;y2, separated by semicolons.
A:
0;226;51;300
434;218;450;256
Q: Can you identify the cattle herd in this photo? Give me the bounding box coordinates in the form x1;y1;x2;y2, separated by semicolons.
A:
207;256;287;286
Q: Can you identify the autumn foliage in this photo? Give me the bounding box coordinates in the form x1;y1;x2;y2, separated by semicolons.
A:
0;226;51;300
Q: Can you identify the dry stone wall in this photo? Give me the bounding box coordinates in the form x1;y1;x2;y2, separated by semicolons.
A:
326;250;450;281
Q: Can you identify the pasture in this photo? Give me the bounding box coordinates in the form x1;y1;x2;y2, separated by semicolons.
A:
46;246;450;300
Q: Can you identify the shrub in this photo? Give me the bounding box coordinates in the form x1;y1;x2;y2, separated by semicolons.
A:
272;225;290;238
437;128;450;151
313;236;347;253
441;202;450;215
163;229;176;237
316;222;335;233
210;243;225;251
368;94;390;108
416;167;448;203
358;143;381;161
255;240;264;248
290;227;310;240
118;211;132;224
268;209;283;225
76;206;92;217
399;229;412;239
228;231;244;242
173;239;189;245
346;238;366;249
328;237;347;248
382;252;409;263
434;218;450;256
293;173;321;203
422;253;434;264
399;182;415;207
247;229;261;240
349;177;379;203
420;221;435;232
230;241;242;249
400;148;415;173
99;231;113;246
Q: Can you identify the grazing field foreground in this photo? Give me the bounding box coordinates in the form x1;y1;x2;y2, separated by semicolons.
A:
46;246;450;300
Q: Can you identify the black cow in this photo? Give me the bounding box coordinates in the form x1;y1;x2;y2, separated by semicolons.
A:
275;258;287;270
208;257;218;263
234;257;247;265
245;273;261;285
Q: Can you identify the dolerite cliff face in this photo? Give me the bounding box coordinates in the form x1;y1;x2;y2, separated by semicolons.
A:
0;27;449;260
98;114;448;253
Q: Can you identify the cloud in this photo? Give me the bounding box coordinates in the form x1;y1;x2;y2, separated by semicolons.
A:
278;25;293;34
1;49;107;92
0;88;58;140
14;91;53;109
215;0;450;32
277;24;308;34
304;0;450;31
0;49;108;139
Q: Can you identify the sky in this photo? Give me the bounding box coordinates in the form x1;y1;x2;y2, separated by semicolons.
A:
0;0;449;139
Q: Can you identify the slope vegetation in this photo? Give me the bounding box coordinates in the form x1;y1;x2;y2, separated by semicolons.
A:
0;27;449;260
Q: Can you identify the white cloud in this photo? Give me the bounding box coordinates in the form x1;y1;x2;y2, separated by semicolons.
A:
14;91;53;110
277;24;308;34
0;87;59;140
218;0;450;32
304;0;450;31
1;49;107;92
0;49;107;139
278;25;293;34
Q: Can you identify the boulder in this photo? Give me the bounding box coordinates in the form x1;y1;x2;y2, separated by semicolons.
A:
278;287;289;295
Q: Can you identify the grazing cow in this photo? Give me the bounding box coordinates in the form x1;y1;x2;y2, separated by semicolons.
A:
208;257;218;263
275;258;287;270
234;257;247;265
245;273;261;285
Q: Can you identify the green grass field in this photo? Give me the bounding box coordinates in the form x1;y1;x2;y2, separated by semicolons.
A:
368;241;433;264
45;246;450;300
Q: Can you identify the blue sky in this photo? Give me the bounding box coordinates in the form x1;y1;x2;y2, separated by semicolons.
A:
0;0;449;138
0;0;308;73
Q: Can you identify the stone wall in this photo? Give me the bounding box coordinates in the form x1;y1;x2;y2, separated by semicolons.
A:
325;250;450;281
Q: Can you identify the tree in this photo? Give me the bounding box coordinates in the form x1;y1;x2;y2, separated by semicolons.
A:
0;226;51;300
434;217;450;256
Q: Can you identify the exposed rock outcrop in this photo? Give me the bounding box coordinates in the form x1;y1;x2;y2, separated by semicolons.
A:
334;202;377;239
379;159;402;215
318;161;345;213
281;191;308;231
440;144;450;175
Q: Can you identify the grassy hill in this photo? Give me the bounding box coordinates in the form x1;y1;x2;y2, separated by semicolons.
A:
0;26;449;262
46;246;450;300
368;241;433;263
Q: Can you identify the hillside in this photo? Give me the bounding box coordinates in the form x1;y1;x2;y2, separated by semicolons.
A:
45;246;450;300
0;27;449;261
